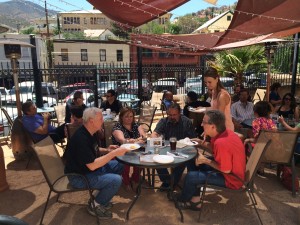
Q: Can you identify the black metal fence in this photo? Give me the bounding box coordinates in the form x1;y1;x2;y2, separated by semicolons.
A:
0;43;299;135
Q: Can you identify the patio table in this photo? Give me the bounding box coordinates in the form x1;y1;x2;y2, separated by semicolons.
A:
116;141;197;222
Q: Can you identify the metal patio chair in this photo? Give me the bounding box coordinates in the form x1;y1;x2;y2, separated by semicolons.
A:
33;136;99;225
194;130;272;225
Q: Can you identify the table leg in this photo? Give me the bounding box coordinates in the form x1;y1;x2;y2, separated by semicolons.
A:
126;170;143;220
169;167;184;223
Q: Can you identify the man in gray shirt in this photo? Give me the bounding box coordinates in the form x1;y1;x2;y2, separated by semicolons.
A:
151;103;197;190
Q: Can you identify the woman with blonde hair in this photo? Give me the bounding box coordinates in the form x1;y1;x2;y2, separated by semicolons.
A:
204;67;234;131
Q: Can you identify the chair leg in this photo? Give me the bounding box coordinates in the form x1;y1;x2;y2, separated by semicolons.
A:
247;189;263;225
197;186;207;222
40;190;52;225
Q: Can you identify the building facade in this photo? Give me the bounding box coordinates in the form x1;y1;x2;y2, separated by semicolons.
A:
58;10;113;32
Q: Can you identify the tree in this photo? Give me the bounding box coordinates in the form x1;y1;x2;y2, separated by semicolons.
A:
62;31;86;40
20;27;35;34
111;22;131;39
175;14;202;34
169;24;181;34
208;45;267;85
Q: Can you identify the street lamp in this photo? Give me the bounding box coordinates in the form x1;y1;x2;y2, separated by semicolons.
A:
0;39;35;117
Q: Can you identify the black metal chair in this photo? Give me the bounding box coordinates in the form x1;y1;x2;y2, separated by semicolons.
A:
33;136;99;225
193;130;272;225
138;106;157;134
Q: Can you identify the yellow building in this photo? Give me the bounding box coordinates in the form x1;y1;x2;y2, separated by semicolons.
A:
53;39;130;65
193;11;233;34
58;10;112;32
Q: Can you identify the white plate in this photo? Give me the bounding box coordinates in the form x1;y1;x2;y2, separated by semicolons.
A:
153;155;174;164
120;143;140;151
179;138;198;146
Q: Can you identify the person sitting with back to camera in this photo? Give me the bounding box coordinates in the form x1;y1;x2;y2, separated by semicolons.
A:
112;107;146;191
22;101;65;143
100;89;123;114
65;90;87;123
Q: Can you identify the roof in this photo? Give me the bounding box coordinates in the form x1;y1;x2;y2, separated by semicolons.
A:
84;29;106;37
193;10;232;33
59;9;102;14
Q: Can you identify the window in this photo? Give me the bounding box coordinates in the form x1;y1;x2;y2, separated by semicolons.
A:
81;49;88;61
142;48;152;58
117;50;123;62
21;48;30;58
227;15;232;21
84;17;87;24
61;48;68;61
99;49;106;61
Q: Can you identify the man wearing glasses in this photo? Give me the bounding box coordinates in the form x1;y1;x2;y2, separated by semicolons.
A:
175;110;245;210
100;89;123;114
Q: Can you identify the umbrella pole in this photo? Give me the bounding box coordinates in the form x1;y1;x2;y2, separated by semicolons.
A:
11;55;22;117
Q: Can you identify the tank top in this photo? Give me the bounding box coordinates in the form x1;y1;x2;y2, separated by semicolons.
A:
211;89;234;131
277;106;294;118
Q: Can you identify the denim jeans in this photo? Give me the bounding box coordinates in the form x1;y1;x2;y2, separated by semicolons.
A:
178;163;225;202
156;164;186;187
69;160;124;206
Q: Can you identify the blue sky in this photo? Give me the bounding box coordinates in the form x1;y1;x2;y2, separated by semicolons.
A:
0;0;236;18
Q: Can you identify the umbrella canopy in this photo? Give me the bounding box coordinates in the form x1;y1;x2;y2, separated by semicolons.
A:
88;0;189;27
0;39;35;48
216;0;300;46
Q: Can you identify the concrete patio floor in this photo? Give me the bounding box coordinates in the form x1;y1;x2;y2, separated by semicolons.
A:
1;140;300;225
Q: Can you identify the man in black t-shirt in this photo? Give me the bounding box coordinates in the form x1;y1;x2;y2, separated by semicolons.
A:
64;107;128;219
100;89;123;114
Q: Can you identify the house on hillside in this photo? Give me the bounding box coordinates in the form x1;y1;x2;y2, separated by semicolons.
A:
83;29;115;40
192;10;233;34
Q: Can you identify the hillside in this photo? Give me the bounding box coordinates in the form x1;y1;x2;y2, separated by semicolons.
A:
0;0;57;30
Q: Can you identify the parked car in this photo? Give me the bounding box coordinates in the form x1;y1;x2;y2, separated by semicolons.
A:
185;76;202;92
63;89;94;103
126;79;152;100
97;81;122;97
58;83;89;100
0;87;9;105
244;73;267;88
186;77;234;95
152;77;178;94
7;81;57;107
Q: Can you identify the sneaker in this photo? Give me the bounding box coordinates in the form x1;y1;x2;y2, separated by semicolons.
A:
87;200;112;219
88;199;113;210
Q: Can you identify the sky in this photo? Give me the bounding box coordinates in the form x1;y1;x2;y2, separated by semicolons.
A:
0;0;237;19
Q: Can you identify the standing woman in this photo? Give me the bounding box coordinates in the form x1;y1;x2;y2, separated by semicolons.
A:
65;90;87;123
112;107;146;190
204;67;234;131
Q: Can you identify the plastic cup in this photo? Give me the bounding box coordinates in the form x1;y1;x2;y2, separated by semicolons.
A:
169;137;177;152
106;108;111;115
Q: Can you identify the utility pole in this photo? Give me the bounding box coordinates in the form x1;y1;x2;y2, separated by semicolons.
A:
45;0;52;68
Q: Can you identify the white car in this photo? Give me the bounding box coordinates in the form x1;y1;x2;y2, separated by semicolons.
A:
0;87;9;105
7;81;57;107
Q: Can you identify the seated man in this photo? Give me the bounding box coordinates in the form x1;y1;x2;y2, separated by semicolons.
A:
64;107;128;219
22;101;65;143
100;89;123;114
176;110;245;210
162;91;174;110
231;88;255;129
151;103;197;189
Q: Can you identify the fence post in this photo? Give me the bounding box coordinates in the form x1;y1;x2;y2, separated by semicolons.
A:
291;33;299;96
137;46;142;107
30;35;43;108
